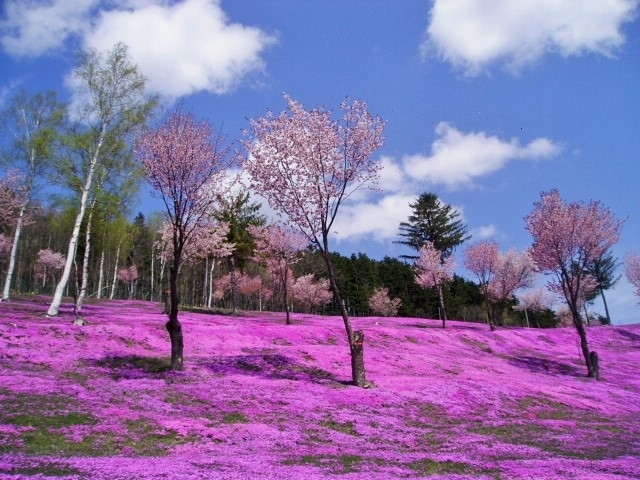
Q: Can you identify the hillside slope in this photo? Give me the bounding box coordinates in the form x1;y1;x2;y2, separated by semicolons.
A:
1;297;639;479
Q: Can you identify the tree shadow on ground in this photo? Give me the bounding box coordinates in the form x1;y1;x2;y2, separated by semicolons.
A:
94;355;172;379
205;353;344;385
614;328;640;343
509;355;582;377
403;322;485;331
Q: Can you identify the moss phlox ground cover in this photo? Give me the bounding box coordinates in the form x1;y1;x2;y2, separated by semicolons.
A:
1;297;639;479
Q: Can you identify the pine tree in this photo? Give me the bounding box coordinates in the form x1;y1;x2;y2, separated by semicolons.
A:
396;192;470;260
585;251;620;325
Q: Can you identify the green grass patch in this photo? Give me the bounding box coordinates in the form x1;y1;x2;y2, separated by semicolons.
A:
284;454;363;474
406;458;470;475
96;355;171;373
222;412;249;424
0;460;85;478
321;417;359;435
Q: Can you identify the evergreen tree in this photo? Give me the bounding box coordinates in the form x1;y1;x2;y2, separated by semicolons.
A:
214;191;266;313
396;192;470;260
585;251;619;325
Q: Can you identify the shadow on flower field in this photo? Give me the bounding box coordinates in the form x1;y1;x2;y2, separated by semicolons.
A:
1;296;640;479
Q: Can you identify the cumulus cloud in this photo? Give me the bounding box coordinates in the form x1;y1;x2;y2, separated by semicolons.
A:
85;0;277;97
1;0;276;98
402;122;561;189
332;194;415;243
423;0;638;75
472;224;498;240
0;0;97;57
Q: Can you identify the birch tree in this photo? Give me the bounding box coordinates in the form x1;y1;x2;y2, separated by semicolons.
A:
0;90;65;301
46;42;156;317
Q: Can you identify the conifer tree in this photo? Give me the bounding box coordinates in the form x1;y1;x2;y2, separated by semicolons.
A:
396;192;469;260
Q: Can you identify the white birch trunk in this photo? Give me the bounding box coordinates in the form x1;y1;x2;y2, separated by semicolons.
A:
150;243;155;302
1;204;26;300
207;258;216;309
75;202;95;312
96;250;105;299
47;125;106;316
110;241;121;300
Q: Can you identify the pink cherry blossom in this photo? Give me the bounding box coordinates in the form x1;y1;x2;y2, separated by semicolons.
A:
368;287;402;317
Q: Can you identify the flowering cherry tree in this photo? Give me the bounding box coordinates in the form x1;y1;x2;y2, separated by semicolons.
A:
487;248;537;329
415;241;456;327
514;287;555;327
250;223;308;324
368;287;402;317
136;109;236;371
625;252;640;302
35;249;66;291
118;265;139;299
290;274;333;313
525;189;624;378
465;241;536;329
244;94;385;387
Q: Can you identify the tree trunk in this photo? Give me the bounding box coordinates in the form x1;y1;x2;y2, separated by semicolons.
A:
283;265;291;325
150;243;155;302
572;310;596;377
110;241;121;300
47;125;106;317
1;204;26;301
96;250;105;299
437;284;447;328
230;257;237;315
320;242;368;388
75;202;95;313
599;288;612;325
167;250;184;371
207;258;215;309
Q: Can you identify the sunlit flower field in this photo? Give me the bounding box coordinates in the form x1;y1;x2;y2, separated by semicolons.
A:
1;297;639;479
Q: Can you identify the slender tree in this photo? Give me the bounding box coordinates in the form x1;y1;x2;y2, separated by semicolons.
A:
485;248;536;329
396;192;470;260
0;90;65;301
136;109;235;371
47;42;156;316
465;241;537;330
464;240;500;325
245;94;385;387
525;189;624;378
414;241;456;327
250;223;307;324
514;288;555;328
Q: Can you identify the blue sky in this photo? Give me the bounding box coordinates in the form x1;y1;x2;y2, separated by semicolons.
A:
1;0;639;323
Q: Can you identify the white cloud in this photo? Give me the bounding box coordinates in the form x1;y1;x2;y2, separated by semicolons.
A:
402;122;561;188
472;224;498;240
0;0;97;57
377;155;406;193
85;0;277;97
332;193;415;243
423;0;638;75
1;0;276;98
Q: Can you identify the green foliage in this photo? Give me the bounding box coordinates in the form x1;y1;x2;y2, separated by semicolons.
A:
214;190;266;272
319;251;483;319
396;192;470;259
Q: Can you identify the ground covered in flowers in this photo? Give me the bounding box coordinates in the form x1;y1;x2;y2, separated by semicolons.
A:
1;297;639;479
